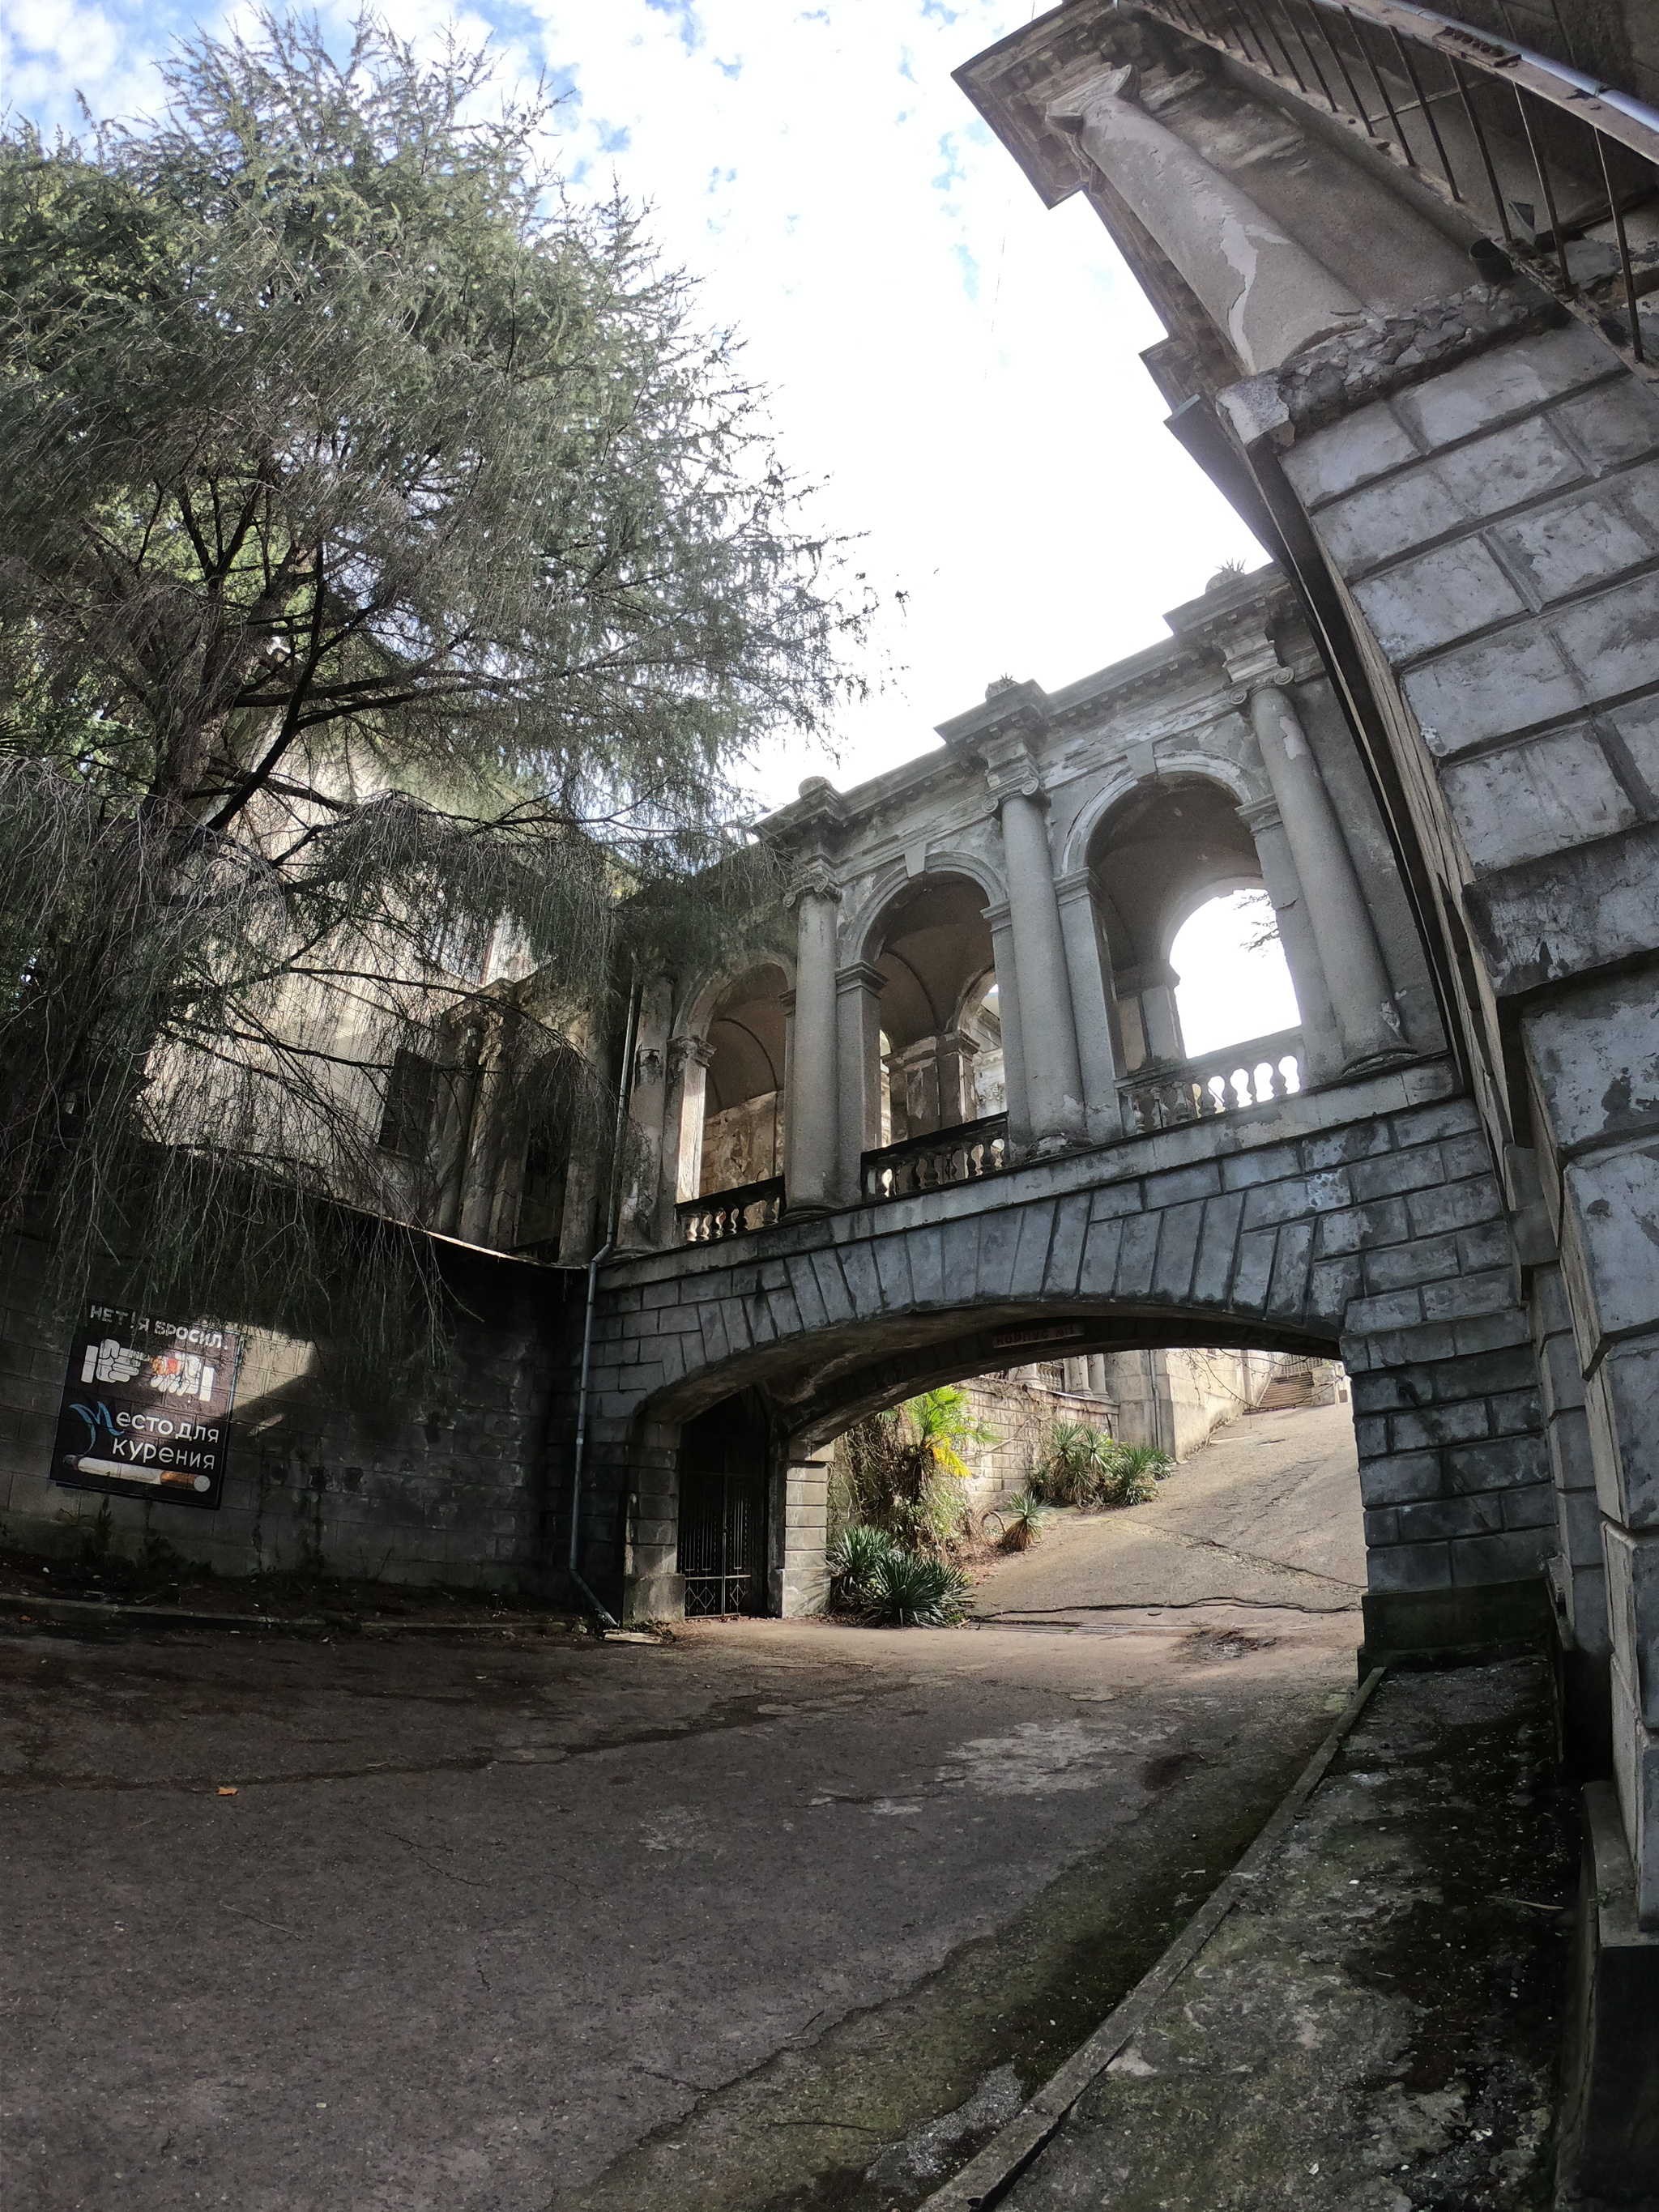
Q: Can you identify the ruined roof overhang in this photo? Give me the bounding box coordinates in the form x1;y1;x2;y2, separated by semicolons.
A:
952;0;1128;209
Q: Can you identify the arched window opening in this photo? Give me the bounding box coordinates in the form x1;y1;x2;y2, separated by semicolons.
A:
1170;890;1300;1059
870;876;996;1144
701;965;787;1196
1085;775;1271;1075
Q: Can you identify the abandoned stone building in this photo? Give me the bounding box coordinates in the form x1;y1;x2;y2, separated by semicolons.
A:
3;0;1659;2173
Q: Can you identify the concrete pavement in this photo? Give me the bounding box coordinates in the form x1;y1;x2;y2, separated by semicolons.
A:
973;1400;1366;1626
0;1404;1365;2212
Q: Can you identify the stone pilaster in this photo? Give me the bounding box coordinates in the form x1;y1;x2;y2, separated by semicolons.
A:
1056;868;1121;1144
783;861;842;1212
1231;640;1405;1072
983;900;1033;1154
1238;796;1344;1085
990;752;1086;1149
835;961;885;1202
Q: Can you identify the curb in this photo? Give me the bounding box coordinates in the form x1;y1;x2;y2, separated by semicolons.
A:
919;1665;1389;2212
0;1591;587;1640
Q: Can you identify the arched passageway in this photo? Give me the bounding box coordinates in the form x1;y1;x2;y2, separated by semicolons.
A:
581;1077;1543;1632
1087;773;1270;1075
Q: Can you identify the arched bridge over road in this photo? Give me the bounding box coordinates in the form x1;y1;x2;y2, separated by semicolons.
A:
578;1051;1550;1641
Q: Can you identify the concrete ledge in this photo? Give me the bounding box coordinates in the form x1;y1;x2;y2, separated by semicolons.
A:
1557;1782;1659;2210
918;1668;1387;2212
1357;1573;1554;1676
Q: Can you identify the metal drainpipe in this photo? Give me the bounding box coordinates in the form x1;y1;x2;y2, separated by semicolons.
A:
565;977;642;1632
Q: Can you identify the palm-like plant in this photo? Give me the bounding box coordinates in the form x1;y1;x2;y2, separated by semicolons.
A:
863;1548;970;1627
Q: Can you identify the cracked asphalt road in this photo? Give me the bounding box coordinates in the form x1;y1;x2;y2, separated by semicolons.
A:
0;1403;1364;2212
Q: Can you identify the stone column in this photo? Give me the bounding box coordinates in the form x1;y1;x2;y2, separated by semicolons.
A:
1056;870;1121;1144
935;1031;978;1127
984;902;1033;1153
1238;666;1405;1070
621;974;673;1247
835;961;885;1202
663;1036;712;1215
1118;962;1184;1067
1238;798;1344;1085
784;862;841;1212
1047;66;1363;373
999;784;1087;1149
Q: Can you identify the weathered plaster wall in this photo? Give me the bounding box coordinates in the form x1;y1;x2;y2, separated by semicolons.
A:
0;1230;565;1588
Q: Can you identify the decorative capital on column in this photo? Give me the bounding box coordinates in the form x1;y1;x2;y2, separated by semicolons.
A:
668;1034;714;1074
1237;797;1283;836
980;733;1045;808
1219;625;1292;693
835;960;886;996
1054;867;1098;907
1047;64;1139;138
783;858;842;910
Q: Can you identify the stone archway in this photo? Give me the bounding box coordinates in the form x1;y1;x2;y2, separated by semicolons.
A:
583;1069;1547;1637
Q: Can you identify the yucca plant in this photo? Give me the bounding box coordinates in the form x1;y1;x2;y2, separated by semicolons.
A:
863;1549;970;1627
1098;1442;1173;1505
998;1490;1051;1551
827;1523;900;1607
1036;1420;1113;1506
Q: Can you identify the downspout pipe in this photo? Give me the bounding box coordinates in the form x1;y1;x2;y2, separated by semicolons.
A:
565;976;642;1633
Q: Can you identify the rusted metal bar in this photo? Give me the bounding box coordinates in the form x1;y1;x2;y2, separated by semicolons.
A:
1347;6;1418;167
1596;127;1647;364
1310;6;1378;134
1221;0;1281;76
1452;56;1516;240
1392;28;1461;197
1512;84;1572;287
1286;0;1341;112
1255;0;1311;92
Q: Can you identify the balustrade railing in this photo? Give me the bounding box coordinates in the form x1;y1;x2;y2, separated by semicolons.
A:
1132;0;1659;383
1119;1029;1305;1135
861;1112;1010;1201
676;1174;786;1244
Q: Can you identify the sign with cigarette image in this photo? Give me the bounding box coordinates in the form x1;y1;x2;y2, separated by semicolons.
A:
51;1303;241;1510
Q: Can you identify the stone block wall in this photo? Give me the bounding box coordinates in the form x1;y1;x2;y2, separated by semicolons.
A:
0;1228;565;1590
1275;318;1659;1913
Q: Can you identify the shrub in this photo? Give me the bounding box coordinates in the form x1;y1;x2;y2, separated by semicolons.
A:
1035;1425;1174;1509
830;1387;999;1554
1099;1443;1173;1504
863;1548;970;1627
998;1490;1051;1550
827;1523;901;1608
1034;1420;1113;1506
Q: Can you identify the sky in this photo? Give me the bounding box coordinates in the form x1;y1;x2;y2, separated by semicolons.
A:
3;0;1282;1035
2;0;1262;800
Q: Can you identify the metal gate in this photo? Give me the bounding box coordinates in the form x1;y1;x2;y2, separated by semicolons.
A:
676;1391;770;1618
678;1466;767;1617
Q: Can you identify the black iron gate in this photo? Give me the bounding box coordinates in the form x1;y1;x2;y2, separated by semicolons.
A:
677;1392;770;1617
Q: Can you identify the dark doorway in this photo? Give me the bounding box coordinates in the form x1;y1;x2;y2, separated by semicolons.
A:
677;1391;770;1617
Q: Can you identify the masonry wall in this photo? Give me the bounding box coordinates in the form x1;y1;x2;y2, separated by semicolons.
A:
1272;318;1659;1914
0;1228;567;1589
